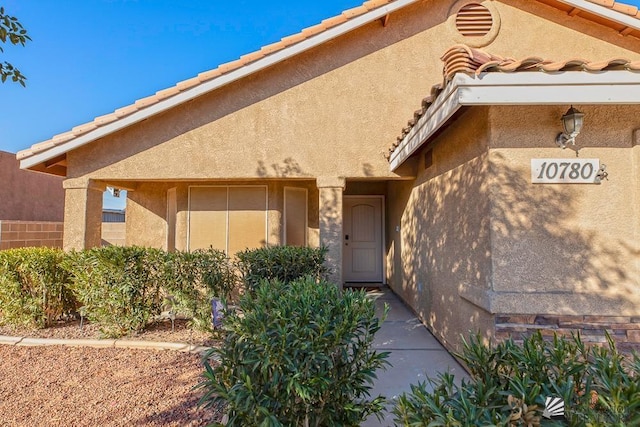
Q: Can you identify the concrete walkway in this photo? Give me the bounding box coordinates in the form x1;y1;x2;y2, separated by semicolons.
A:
360;286;469;426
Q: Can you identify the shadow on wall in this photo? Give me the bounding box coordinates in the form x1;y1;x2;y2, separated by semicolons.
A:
256;157;309;177
489;152;638;301
400;151;638;349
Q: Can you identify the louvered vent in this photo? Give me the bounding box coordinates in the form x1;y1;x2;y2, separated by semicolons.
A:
456;3;493;37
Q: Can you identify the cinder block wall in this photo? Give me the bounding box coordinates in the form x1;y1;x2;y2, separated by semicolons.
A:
101;222;126;246
0;221;64;250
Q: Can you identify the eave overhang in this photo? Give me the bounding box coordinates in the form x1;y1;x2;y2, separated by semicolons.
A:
558;0;640;32
389;70;640;171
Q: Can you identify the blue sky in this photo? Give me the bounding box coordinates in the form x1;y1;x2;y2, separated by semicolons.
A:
1;0;639;208
0;0;362;155
2;0;640;154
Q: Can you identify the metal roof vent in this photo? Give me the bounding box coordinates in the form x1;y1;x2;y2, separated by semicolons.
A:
455;3;493;37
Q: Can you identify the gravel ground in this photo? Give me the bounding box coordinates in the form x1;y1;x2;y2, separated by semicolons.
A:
0;320;222;426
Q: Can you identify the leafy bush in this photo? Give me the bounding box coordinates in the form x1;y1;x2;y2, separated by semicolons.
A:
198;277;390;426
393;331;640;426
65;246;164;337
0;247;76;328
160;248;237;331
235;245;328;292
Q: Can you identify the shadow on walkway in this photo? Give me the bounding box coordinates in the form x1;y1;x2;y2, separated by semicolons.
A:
356;286;469;426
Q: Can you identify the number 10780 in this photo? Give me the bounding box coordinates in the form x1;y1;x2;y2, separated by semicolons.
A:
531;159;600;184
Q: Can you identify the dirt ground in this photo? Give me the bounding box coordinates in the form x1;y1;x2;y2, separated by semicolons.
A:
0;320;222;426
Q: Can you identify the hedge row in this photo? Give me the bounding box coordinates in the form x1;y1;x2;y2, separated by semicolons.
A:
0;245;327;337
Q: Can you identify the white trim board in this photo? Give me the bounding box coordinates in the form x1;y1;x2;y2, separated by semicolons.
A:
389;71;640;171
557;0;640;32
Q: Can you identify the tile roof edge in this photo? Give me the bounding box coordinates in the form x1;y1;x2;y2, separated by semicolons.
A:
17;0;412;165
388;44;640;160
585;0;640;18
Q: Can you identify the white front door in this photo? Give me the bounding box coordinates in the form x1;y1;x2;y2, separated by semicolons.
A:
343;196;383;283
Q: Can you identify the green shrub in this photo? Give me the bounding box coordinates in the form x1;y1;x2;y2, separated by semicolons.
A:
198;277;390;426
235;246;328;292
392;331;640;426
0;247;76;328
65;246;164;337
160;248;237;332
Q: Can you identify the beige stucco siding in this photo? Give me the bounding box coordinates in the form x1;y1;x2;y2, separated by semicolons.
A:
493;1;640;57
64;1;453;182
387;107;495;349
64;1;640;186
388;104;640;349
487;105;640;315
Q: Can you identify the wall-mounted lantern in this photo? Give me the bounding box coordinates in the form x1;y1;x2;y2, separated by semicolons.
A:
556;106;585;149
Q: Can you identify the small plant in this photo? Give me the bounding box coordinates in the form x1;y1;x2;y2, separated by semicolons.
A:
198;277;389;426
65;246;164;337
160;248;237;332
235;246;328;293
0;247;76;328
393;331;640;426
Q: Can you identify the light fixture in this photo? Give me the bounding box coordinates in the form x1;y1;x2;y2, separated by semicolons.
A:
556;106;585;149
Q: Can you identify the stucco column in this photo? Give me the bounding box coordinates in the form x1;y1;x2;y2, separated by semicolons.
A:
63;179;104;251
317;176;346;286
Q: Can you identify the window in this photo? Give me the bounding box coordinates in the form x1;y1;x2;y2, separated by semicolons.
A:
188;186;267;254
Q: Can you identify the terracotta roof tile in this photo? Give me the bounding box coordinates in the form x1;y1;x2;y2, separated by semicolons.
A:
342;5;370;18
239;50;266;64
259;40;285;55
301;23;327;38
175;76;201;91
114;104;139;118
155;86;181;100
321;15;349;29
134;94;160;109
588;0;616;7
388;44;640;159
93;113;119;126
52;132;76;143
197;68;224;82
281;32;307;46
363;0;391;9
72;123;99;136
587;0;640;17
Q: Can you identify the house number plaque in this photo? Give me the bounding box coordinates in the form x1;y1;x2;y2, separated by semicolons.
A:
531;159;602;184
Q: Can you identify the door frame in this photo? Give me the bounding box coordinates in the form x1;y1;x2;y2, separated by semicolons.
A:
342;195;386;284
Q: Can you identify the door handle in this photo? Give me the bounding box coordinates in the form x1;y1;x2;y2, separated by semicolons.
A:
345;235;349;240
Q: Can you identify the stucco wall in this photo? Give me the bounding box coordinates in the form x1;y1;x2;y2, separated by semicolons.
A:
390;104;640;350
0;151;64;221
62;0;640;185
486;105;640;316
387;107;495;350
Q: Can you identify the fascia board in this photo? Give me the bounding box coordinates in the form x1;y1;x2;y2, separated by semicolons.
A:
21;0;421;171
390;71;640;171
557;0;640;31
388;81;463;171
